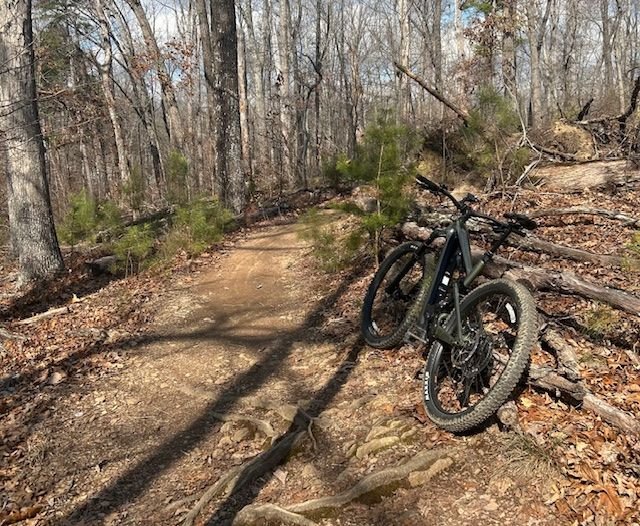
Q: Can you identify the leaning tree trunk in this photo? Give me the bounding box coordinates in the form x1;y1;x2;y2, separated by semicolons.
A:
0;0;64;283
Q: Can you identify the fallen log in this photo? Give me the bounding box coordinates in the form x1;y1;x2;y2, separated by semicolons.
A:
401;222;640;316
415;211;622;267
16;305;73;326
511;234;622;267
532;160;640;192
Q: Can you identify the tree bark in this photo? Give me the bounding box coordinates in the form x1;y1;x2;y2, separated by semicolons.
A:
526;0;552;131
0;0;64;283
533;160;640;191
209;0;246;213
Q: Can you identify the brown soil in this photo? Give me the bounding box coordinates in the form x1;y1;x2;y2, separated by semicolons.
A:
5;221;565;526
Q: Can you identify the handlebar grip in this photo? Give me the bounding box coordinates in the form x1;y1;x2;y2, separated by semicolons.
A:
504;212;538;231
415;175;442;193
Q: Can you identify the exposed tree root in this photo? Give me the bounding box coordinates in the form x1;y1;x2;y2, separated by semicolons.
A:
210;411;276;440
233;450;454;525
181;404;316;526
231;504;318;526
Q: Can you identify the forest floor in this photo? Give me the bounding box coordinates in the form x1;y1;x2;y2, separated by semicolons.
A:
1;186;640;525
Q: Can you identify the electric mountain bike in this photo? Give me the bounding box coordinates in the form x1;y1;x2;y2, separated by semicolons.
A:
361;175;539;432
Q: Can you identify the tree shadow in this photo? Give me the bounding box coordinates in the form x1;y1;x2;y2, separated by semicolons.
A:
204;340;364;525
0;251;119;320
52;265;368;526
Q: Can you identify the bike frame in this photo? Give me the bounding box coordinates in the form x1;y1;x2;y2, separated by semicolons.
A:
411;215;515;347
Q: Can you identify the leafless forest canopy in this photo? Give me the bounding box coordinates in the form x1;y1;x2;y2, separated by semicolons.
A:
0;0;632;215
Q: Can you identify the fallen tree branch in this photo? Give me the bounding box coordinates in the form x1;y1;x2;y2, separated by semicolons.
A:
528;142;577;162
541;328;581;382
413;213;623;267
16;305;73;326
0;327;25;340
401;222;640;315
393;62;469;125
528;363;640;435
512;234;622;267
529;206;640;227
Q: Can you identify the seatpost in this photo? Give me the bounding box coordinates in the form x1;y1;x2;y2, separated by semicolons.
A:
462;225;513;288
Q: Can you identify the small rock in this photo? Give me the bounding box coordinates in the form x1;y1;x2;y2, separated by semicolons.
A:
48;370;66;385
274;468;288;485
484;498;499;512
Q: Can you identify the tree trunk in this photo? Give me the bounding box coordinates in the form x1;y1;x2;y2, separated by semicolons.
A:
502;1;517;98
276;0;295;189
526;0;552;130
210;0;246;213
94;0;130;194
601;0;614;97
0;0;64;283
241;0;270;191
237;22;252;187
113;3;165;199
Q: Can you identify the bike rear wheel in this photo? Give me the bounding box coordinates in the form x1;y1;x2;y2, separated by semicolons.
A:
361;242;434;349
422;279;537;432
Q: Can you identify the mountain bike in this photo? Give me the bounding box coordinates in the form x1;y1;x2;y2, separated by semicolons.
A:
360;175;539;432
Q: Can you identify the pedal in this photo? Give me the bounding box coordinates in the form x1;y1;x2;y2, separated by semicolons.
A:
405;326;428;345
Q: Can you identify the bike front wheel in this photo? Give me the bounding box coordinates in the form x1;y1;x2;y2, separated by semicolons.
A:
422;279;537;432
361;242;435;349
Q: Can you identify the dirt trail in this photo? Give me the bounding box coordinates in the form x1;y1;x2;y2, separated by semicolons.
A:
32;221;559;526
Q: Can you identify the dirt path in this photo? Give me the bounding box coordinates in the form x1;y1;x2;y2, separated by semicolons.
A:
28;221;560;526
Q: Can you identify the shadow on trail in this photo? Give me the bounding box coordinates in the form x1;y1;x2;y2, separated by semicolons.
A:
56;266;368;526
205;340;364;525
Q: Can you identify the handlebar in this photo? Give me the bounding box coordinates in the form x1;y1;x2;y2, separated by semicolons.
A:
415;175;464;211
415;175;537;233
